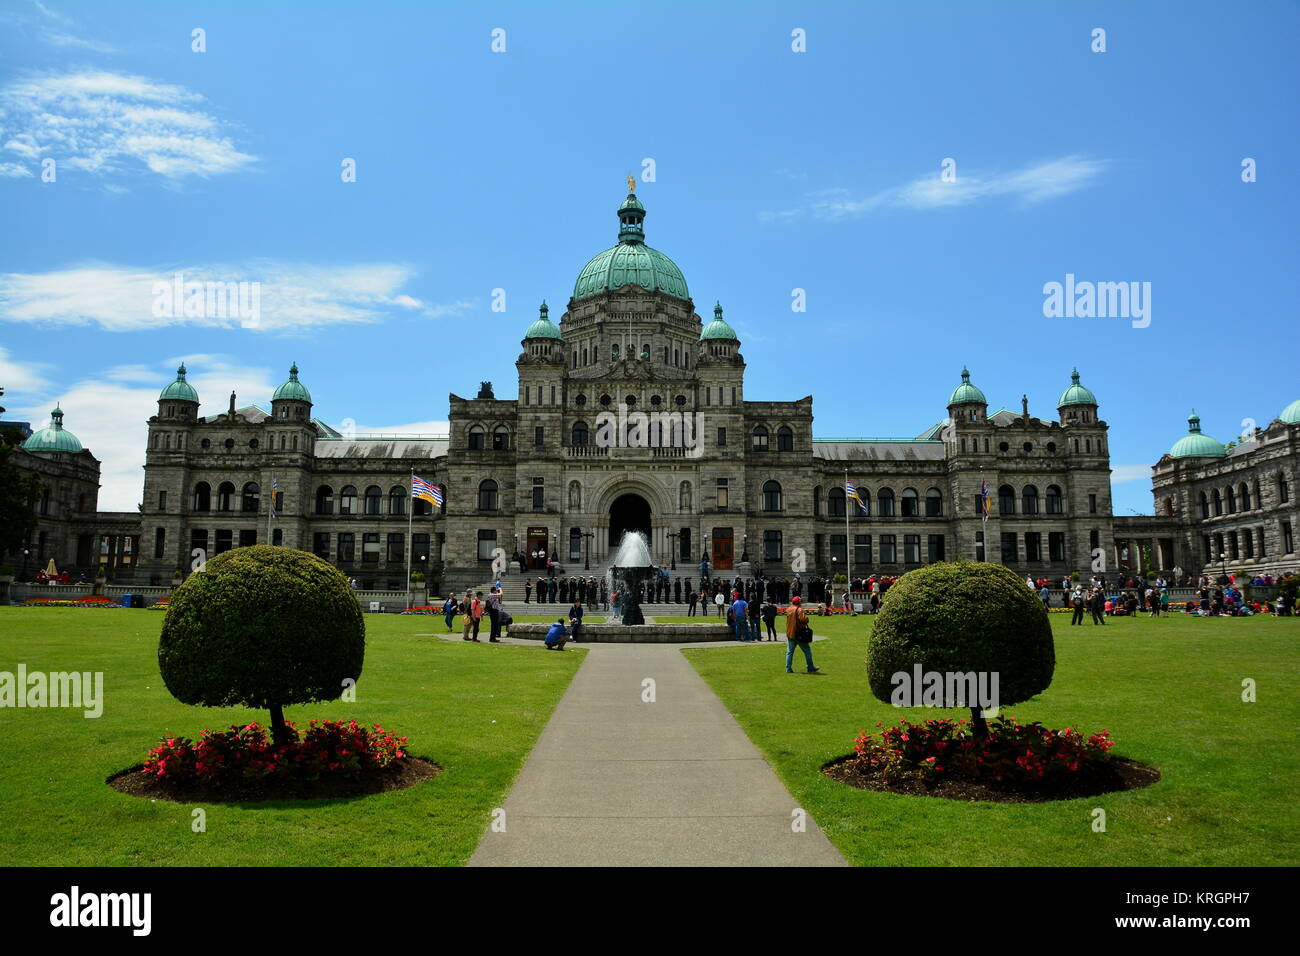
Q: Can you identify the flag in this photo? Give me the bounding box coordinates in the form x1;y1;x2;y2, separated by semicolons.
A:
412;475;441;507
846;478;866;513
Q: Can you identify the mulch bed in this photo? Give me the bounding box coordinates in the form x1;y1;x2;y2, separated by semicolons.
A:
107;757;441;804
823;754;1160;803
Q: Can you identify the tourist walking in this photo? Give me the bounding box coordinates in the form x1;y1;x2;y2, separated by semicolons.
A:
714;590;725;617
461;590;479;641
442;594;458;632
761;600;778;640
783;597;819;673
486;586;503;642
524;579;532;604
1089;588;1106;625
1070;587;1086;625
687;588;698;616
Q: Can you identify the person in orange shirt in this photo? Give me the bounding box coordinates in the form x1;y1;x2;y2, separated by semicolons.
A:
783;597;820;674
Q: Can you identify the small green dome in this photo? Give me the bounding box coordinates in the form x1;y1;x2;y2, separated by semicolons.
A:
22;405;83;453
1058;368;1098;407
1280;398;1300;424
700;301;738;340
271;362;312;403
572;190;690;301
948;367;987;405
524;301;563;340
1170;411;1226;459
159;363;199;402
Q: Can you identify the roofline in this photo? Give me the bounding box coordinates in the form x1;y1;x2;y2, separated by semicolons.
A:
317;434;450;441
813;438;944;444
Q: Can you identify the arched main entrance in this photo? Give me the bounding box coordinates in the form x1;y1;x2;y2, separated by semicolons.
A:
609;493;651;547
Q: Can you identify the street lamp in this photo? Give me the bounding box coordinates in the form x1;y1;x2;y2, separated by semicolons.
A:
741;532;748;563
582;532;593;570
667;531;679;570
22;548;30;582
1219;551;1228;584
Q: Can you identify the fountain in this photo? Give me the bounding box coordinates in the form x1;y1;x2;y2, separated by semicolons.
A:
606;531;657;625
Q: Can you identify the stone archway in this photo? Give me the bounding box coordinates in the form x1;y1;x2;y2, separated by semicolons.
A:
609;493;651;547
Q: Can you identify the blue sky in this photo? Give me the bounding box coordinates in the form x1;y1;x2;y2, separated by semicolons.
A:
2;0;1297;511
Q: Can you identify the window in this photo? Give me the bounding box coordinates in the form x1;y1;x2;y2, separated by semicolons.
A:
1212;490;1222;516
216;482;235;512
828;487;846;517
855;534;871;566
340;485;357;515
751;426;769;451
830;533;847;564
877;488;895;517
390;486;406;516
1240;482;1251;510
716;478;729;510
1089;530;1100;550
239;529;257;548
901;488;919;517
477;529;497;561
387;533;404;563
492;426;510;451
154;527;165;560
363;533;380;564
1049;531;1066;561
316;485;334;514
1200;492;1210;518
1089;493;1098;514
364;485;382;515
762;480;783;512
534;426;545;447
1226;487;1237;513
1046;485;1063;514
1000;532;1019;563
215;529;233;554
337;532;355;562
478;479;499;511
412;533;429;563
572;421;589;445
1025;532;1042;562
777;426;794;451
764;529;783;562
904;534;921;564
998;485;1015;515
1243;528;1254;558
1021;485;1039;515
531;478;544;512
717;427;727;447
191;529;208;559
200;438;211;449
1281;521;1292;554
193;482;211;512
1229;531;1239;560
1257;526;1266;557
925;488;943;517
575;393;587;407
814;486;822;518
468;425;485;450
158;490;167;511
1280;475;1290;504
975;530;985;562
880;534;897;564
927;534;945;563
313;532;330;560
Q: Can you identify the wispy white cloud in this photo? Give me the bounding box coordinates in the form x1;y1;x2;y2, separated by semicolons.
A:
0;260;465;332
43;31;116;53
0;162;33;178
1110;464;1153;483
0;345;54;395
761;156;1108;222
0;70;254;180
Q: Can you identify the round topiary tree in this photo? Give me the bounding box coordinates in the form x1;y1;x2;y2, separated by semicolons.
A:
867;561;1054;738
159;545;365;744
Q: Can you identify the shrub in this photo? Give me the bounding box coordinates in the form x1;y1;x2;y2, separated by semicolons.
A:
158;546;365;743
410;571;425;583
142;719;408;787
852;715;1115;785
867;562;1055;736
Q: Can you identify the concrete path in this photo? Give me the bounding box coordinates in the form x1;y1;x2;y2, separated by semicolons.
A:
466;639;846;867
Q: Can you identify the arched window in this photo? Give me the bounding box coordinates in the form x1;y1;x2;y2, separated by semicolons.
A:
1226;486;1236;513
763;480;783;512
777;426;794;451
679;481;692;512
193;481;211;512
1200;492;1210;519
1045;484;1063;514
1252;479;1261;509
478;479;498;511
216;481;235;512
813;485;822;517
315;485;334;514
998;484;1016;515
1022;485;1039;515
468;425;485;450
492;425;510;451
901;488;919;517
925;487;943;517
751;426;769;452
390;486;406;516
1212;489;1223;516
611;343;620;360
241;482;260;513
572;421;589;446
828;487;846;517
1239;482;1250;510
364;486;382;515
340;485;357;515
877;487;895;517
568;480;582;510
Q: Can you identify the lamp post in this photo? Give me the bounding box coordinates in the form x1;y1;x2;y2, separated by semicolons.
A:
1219;551;1228;584
583;532;593;570
21;548;30;582
667;531;679;570
741;531;748;563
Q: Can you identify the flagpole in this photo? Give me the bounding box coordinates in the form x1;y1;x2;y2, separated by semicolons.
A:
266;473;274;544
844;468;852;602
405;472;414;610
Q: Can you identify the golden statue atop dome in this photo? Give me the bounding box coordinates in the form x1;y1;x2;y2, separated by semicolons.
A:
627;172;636;193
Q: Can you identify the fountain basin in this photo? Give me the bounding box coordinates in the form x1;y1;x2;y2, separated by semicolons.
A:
506;623;734;644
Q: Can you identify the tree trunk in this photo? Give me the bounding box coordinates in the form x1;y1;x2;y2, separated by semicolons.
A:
970;706;989;740
268;703;290;746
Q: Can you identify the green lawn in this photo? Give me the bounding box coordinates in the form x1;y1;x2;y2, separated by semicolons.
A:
682;613;1300;866
0;608;582;866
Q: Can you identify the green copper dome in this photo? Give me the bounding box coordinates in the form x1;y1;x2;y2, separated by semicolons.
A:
1170;411;1226;459
524;301;563;340
1058;368;1098;407
1280;398;1300;424
700;302;738;340
572;191;690;301
271;362;312;403
948;367;987;405
23;405;83;453
159;363;199;402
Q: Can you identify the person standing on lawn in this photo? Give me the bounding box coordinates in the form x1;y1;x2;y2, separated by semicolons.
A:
486;585;503;642
783;596;819;673
460;590;478;641
443;594;458;632
1070;586;1086;625
761;599;778;640
568;597;584;642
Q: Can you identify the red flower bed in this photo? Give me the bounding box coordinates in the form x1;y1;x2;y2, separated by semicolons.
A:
850;715;1115;785
143;719;409;787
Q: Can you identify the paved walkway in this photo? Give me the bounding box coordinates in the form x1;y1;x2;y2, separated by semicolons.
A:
464;638;846;867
